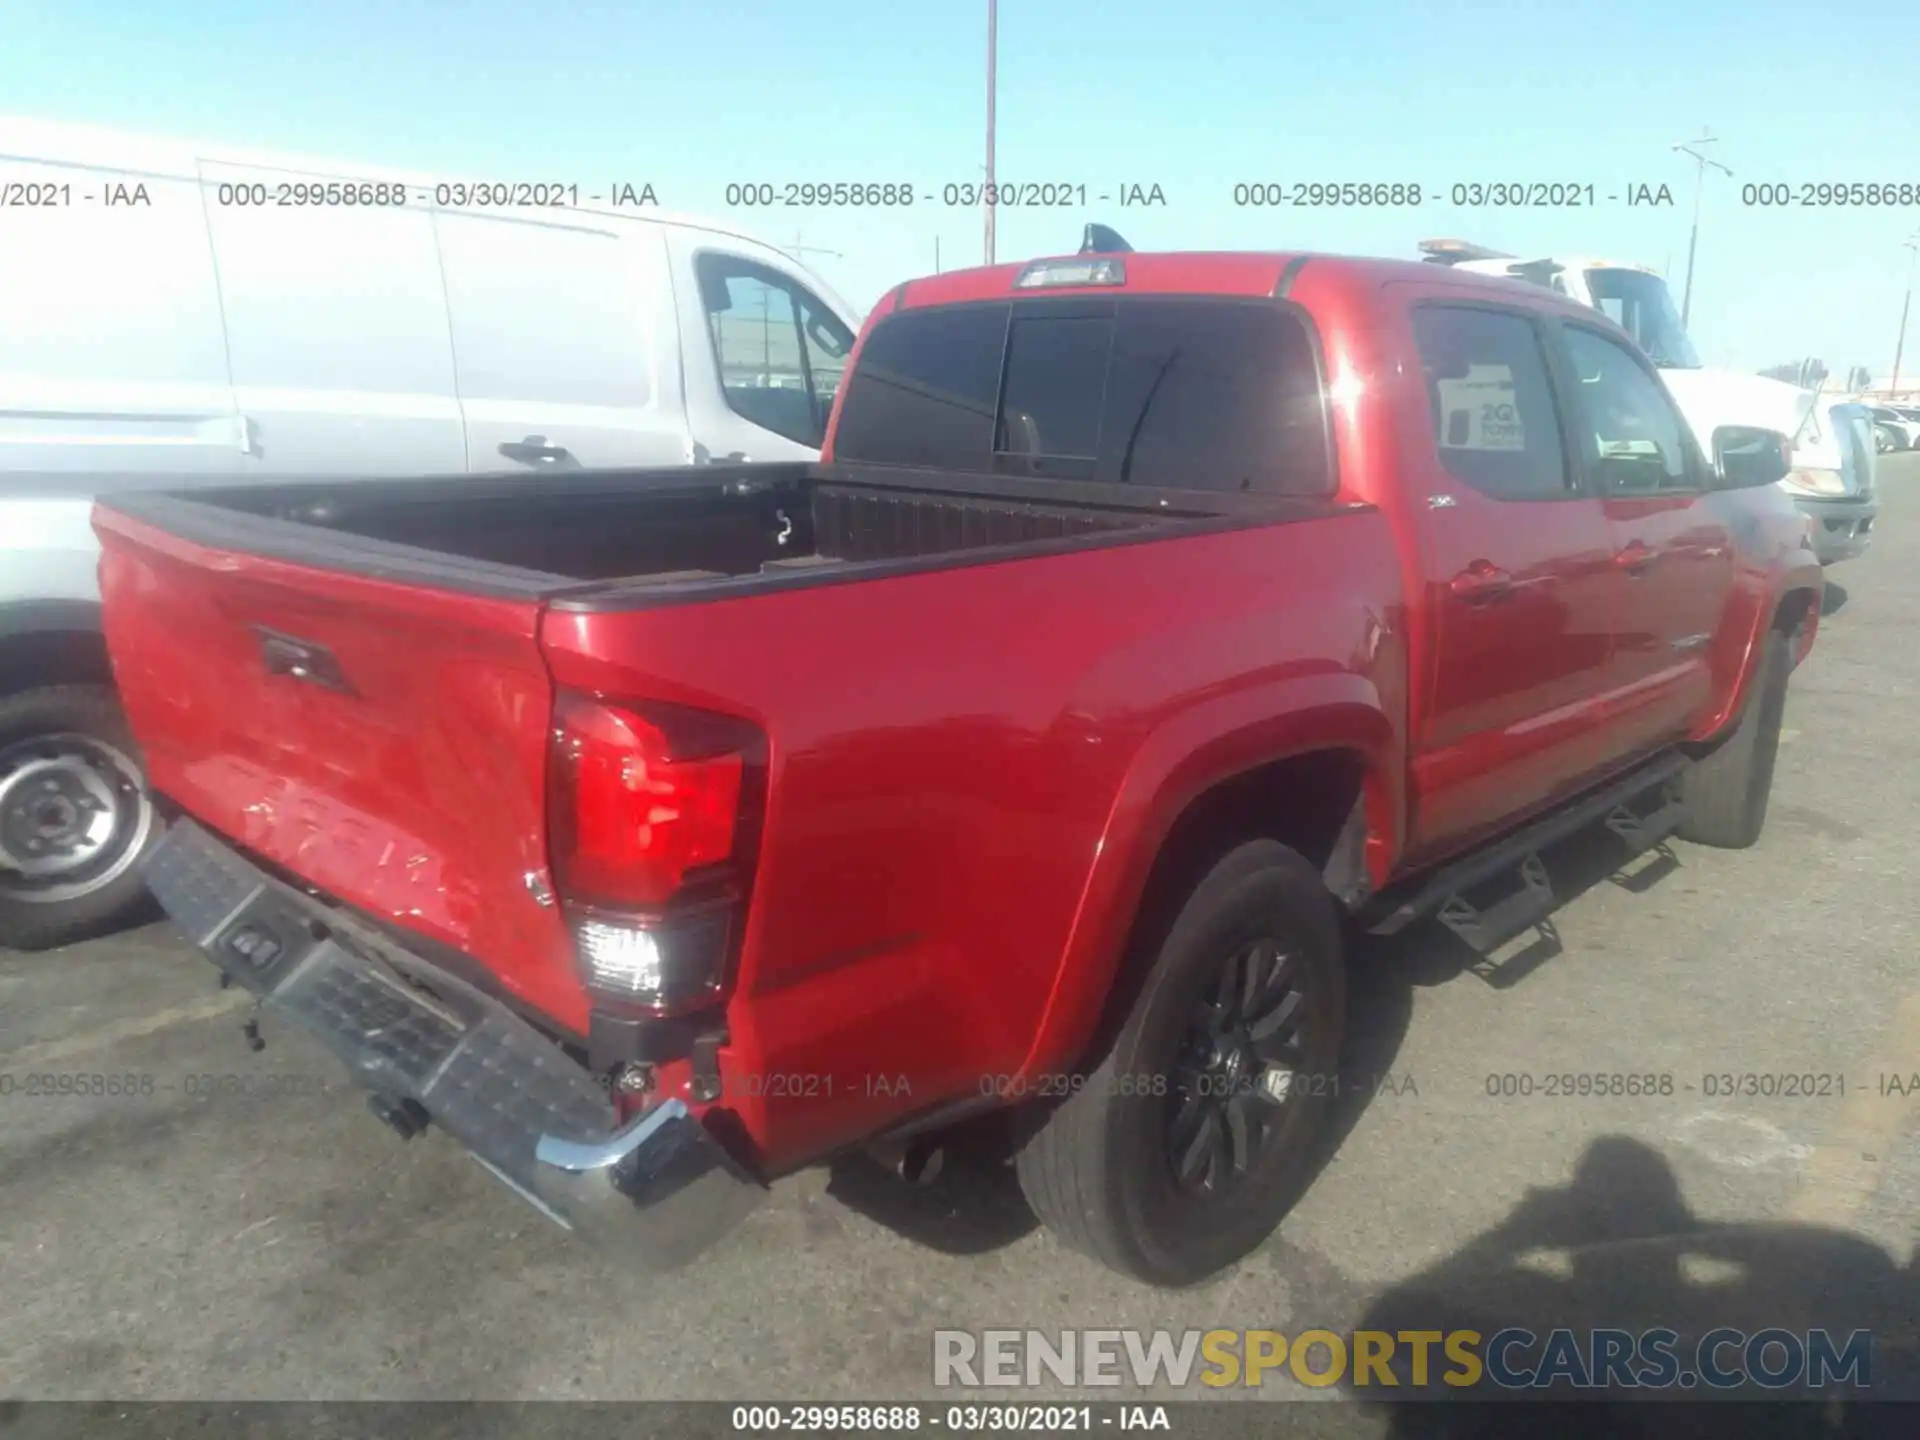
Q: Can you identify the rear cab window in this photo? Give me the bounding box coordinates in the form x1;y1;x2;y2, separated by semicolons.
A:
831;297;1334;499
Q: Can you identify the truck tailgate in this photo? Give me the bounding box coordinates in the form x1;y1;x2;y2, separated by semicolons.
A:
93;505;588;1031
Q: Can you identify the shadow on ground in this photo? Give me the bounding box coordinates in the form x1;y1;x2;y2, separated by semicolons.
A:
826;811;1920;1427
823;1113;1041;1255
1347;1134;1917;1435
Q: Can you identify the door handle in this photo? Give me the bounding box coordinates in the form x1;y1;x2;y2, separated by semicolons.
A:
1613;540;1657;575
1449;561;1514;603
497;435;577;468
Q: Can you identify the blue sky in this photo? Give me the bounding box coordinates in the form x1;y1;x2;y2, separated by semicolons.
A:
5;0;1917;374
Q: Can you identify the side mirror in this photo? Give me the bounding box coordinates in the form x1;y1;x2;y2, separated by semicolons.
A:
698;271;734;314
1711;425;1793;489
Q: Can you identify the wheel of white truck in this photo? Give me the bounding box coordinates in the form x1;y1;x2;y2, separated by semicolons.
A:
0;685;161;951
1014;838;1346;1286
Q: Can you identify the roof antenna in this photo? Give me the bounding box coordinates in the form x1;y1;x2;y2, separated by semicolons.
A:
1080;223;1133;255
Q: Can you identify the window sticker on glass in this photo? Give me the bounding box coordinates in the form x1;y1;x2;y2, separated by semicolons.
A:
1435;365;1526;452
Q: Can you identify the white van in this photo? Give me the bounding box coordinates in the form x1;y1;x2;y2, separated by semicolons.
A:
0;114;862;949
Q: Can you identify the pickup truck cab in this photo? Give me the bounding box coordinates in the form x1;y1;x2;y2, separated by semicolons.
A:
92;247;1821;1285
0;114;859;949
1418;240;1878;567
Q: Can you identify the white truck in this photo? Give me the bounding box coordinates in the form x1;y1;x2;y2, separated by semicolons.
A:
1419;240;1877;568
0;115;863;950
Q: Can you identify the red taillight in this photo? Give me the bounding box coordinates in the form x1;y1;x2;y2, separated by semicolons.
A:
548;693;747;909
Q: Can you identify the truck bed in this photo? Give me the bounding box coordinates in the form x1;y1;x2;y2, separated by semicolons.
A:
96;462;1256;604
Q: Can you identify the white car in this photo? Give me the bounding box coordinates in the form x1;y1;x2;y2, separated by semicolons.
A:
0;114;863;950
1869;405;1920;451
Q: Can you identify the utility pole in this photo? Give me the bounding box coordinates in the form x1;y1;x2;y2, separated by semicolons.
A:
984;0;997;266
935;235;942;274
1672;129;1732;328
1891;233;1920;399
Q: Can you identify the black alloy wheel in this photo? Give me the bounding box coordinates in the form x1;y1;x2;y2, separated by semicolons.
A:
1167;936;1310;1194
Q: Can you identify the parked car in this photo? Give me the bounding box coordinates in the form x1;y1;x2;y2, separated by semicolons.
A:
1871;405;1920;451
93;247;1819;1285
0;115;860;949
1419;241;1878;566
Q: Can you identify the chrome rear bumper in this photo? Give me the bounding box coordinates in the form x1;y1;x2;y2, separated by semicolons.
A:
143;817;765;1270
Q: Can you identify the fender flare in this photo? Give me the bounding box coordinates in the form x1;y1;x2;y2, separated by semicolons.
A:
1017;669;1399;1077
1700;548;1822;743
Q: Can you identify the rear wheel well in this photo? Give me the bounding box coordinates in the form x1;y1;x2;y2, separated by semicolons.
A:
1148;750;1368;904
0;629;114;698
1071;749;1368;1080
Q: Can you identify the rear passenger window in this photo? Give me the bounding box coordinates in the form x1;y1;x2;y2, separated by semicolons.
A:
833;298;1332;495
1411;307;1573;500
1100;301;1330;494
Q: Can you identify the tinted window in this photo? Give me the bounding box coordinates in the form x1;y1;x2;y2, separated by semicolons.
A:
1560;326;1695;493
1100;301;1330;494
833;297;1330;495
1411;307;1572;501
996;313;1112;469
831;304;1007;471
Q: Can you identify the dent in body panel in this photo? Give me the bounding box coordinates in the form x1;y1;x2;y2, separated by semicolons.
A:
98;528;586;1029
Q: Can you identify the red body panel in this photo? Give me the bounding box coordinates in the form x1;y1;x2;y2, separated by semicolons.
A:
95;514;587;1032
94;250;1823;1178
539;518;1403;1162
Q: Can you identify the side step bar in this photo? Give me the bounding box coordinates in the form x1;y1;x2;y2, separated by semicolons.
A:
1362;751;1690;939
1435;853;1554;954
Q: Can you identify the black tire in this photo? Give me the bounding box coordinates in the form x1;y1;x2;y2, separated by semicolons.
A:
1014;838;1346;1285
0;684;162;951
1676;632;1790;849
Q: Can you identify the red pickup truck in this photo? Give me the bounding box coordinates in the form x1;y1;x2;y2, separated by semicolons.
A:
94;246;1821;1286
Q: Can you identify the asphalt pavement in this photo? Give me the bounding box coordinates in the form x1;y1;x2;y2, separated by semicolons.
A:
3;461;1917;1414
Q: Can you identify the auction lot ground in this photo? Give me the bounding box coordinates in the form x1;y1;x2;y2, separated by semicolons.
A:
4;463;1918;1411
